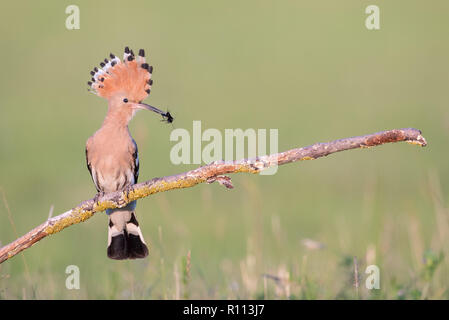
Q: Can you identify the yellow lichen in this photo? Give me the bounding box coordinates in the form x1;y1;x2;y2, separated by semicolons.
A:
45;210;94;235
93;200;117;212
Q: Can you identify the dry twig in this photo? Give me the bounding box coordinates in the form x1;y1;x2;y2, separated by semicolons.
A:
0;128;427;264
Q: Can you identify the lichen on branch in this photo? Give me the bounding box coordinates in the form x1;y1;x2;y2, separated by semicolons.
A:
0;128;427;264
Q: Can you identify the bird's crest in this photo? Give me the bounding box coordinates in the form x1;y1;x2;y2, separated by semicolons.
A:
87;47;153;102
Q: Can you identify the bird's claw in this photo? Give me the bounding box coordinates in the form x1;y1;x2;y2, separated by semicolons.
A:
94;191;105;204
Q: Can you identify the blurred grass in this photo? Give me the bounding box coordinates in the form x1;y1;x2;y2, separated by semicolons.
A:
0;0;449;299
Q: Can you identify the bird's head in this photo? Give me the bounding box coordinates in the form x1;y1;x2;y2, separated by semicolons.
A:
87;47;173;123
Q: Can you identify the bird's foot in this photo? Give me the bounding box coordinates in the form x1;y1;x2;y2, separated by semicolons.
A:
94;191;105;205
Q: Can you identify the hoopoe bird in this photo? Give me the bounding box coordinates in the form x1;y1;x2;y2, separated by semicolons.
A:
85;47;172;260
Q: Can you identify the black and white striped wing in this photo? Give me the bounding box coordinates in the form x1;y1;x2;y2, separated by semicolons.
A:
131;138;139;184
85;145;100;192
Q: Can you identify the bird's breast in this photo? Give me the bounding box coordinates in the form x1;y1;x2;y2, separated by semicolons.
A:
92;155;135;193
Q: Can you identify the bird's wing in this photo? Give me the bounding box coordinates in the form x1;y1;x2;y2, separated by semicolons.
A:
131;138;139;184
85;138;100;192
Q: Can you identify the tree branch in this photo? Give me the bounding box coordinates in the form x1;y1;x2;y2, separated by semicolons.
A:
0;128;427;264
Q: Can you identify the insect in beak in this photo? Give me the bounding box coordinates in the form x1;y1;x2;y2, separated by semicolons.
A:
163;111;174;124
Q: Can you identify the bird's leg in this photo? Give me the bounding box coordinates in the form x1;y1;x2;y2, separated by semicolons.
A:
93;191;106;205
119;184;134;205
124;184;135;199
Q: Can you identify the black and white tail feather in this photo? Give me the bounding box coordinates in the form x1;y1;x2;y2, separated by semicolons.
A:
107;202;149;260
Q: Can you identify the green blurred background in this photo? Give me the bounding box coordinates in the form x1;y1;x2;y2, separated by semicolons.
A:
1;1;448;299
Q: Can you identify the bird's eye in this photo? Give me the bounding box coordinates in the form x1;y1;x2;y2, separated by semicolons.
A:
123;98;129;103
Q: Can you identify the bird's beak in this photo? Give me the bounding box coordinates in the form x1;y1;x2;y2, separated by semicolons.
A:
135;103;174;123
136;103;165;116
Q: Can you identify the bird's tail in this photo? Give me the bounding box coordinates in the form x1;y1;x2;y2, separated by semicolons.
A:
107;202;149;260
